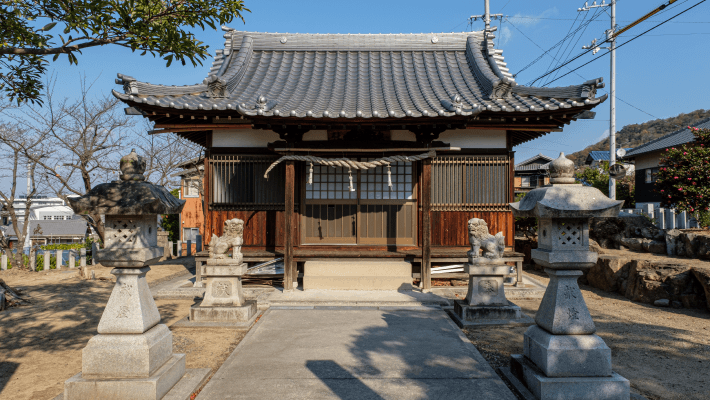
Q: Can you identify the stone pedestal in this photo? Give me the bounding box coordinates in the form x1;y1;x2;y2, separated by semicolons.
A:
189;261;257;326
452;263;533;327
509;269;629;399
63;267;203;400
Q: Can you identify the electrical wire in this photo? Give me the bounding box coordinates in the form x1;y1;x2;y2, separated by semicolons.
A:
542;0;707;86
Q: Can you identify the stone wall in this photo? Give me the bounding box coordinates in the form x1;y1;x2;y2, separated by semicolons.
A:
581;254;710;310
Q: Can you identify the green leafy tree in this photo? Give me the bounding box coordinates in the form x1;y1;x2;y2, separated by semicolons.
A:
0;0;249;104
575;162;635;208
656;127;710;215
160;188;180;242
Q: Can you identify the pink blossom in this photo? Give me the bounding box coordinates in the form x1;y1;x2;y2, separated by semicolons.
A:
674;176;679;179
679;188;684;191
684;152;688;155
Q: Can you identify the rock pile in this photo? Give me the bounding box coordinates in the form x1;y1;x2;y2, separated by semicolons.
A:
583;255;710;310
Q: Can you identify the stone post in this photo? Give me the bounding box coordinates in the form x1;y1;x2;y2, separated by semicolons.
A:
509;153;629;400
44;250;51;271
189;218;257;326
29;248;36;271
657;208;666;229
68;250;76;269
669;209;677;229
91;242;98;265
186;240;192;256
1;252;7;270
196;234;202;253
176;241;182;257
80;248;87;268
168;241;174;258
56;249;63;269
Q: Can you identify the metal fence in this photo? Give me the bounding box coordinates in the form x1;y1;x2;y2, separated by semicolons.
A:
620;205;699;229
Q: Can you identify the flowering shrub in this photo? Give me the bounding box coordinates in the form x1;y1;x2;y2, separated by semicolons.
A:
656;127;710;213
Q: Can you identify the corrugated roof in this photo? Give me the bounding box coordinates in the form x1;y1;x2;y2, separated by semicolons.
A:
3;219;88;238
625;118;710;157
585;148;633;163
113;30;606;120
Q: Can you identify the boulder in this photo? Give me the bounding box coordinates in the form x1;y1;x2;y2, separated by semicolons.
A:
681;233;698;258
643;240;667;254
665;229;682;256
586;255;633;293
692;235;710;260
625;261;690;304
589;239;606;255
618;237;648;252
654;299;669;307
591;213;664;249
691;266;710;310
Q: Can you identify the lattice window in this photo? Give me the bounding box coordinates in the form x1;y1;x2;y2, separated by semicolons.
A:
361;161;413;200
210;155;287;211
556;221;582;246
305;165;357;200
111;220;138;243
431;155;510;211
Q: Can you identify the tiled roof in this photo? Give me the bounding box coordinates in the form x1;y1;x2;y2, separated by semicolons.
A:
515;163;550;172
113;30;606;120
514;154;552;172
625;118;710;157
3;219;88;238
585;148;633;163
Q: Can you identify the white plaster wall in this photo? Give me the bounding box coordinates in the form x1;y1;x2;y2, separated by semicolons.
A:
439;129;506;148
303;130;328;141
634;151;662;170
212;130;281;147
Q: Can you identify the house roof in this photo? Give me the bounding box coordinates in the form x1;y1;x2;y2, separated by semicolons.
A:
114;29;607;147
585;148;633;164
3;219;88;239
625;117;710;158
514;153;552;171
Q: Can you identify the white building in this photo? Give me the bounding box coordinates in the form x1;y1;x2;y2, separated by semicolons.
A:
1;196;68;225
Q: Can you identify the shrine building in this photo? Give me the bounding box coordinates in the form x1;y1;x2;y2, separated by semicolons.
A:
114;28;606;290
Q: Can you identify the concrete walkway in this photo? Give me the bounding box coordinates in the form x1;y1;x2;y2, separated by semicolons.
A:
196;307;517;400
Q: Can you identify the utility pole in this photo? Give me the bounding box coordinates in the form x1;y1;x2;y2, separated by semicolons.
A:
580;0;616;199
470;0;503;31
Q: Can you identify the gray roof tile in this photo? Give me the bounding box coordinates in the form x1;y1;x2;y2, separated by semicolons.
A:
113;30;606;119
625;118;710;157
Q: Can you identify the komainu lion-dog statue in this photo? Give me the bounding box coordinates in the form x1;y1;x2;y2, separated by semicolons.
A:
467;218;505;263
209;218;244;264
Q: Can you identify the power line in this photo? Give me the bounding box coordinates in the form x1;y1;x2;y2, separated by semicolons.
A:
543;0;707;86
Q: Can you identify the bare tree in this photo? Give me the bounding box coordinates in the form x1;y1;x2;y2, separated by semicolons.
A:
0;121;44;270
135;120;204;188
12;78;131;242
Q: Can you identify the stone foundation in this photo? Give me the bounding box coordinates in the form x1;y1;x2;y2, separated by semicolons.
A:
303;261;412;290
190;300;257;323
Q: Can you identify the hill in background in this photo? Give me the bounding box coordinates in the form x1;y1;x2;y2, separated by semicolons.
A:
566;109;710;167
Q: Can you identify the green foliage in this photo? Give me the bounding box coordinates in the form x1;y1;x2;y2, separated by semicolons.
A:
566;109;710;167
656;127;710;213
1;0;249;104
697;211;710;229
575;163;635;208
161;188;180;242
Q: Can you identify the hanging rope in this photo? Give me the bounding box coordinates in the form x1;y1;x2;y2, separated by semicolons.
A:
263;150;436;178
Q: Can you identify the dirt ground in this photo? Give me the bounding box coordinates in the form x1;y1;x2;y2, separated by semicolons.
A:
465;269;710;400
0;258;246;400
2;257;710;400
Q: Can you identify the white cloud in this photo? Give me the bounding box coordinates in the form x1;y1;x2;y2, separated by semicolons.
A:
500;7;559;44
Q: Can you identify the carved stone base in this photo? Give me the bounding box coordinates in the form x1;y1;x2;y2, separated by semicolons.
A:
510;354;629;400
64;354;186;400
462;264;511;306
451;300;534;328
190;300;257;323
535;269;595;335
200;263;248;307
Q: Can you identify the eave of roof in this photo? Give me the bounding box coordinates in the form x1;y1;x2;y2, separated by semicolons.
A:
515;153;553;167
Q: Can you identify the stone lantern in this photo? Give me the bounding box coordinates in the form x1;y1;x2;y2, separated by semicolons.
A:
63;150;207;400
508;153;629;400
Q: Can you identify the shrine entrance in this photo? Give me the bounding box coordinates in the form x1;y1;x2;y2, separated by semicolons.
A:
301;160;417;246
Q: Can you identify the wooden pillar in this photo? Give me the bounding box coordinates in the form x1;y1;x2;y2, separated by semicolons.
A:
421;159;432;291
284;161;295;291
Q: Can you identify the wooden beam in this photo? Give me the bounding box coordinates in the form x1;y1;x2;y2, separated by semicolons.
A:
421;159;432;291
154;123;252;129
273;147;461;153
467;125;563;132
284;161;295;291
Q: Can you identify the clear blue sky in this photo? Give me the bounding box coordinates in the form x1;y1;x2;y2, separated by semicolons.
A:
28;0;710;164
